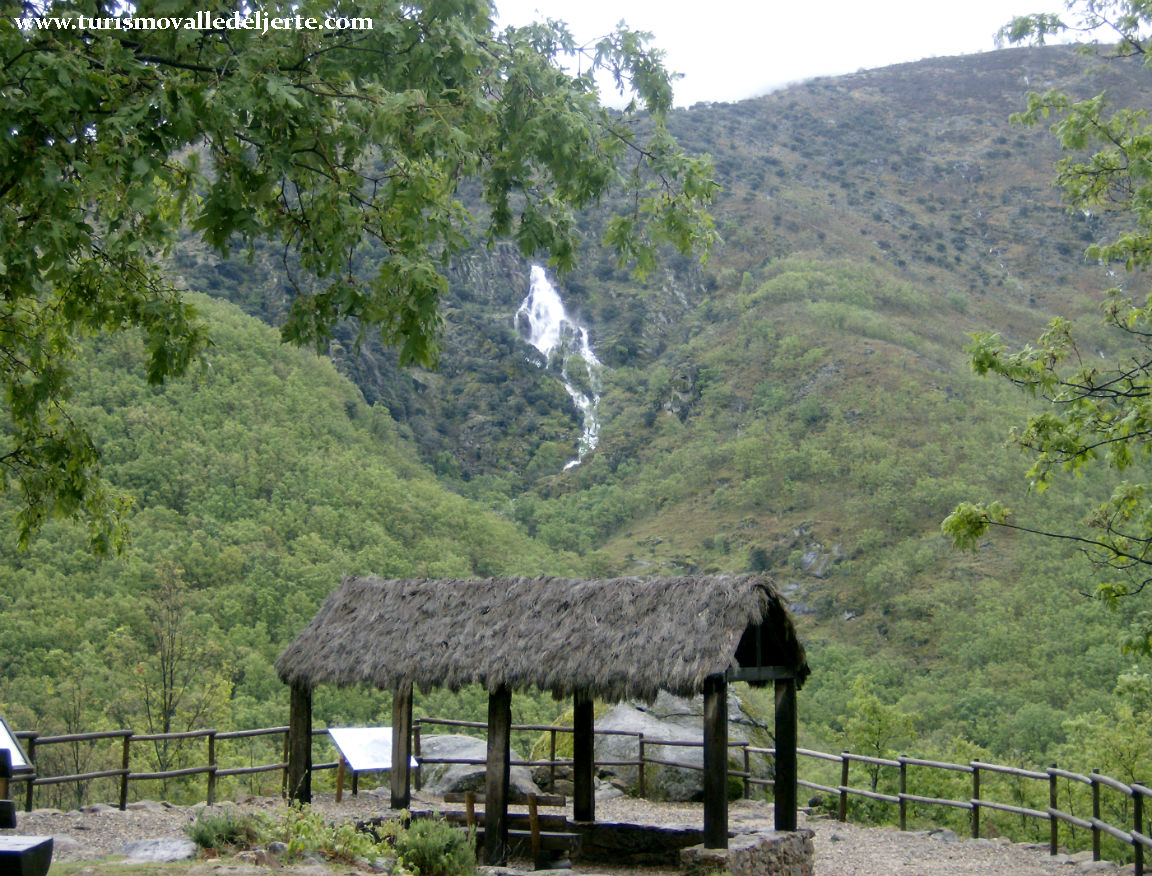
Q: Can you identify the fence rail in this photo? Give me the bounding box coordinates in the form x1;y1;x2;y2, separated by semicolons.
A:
6;719;1149;874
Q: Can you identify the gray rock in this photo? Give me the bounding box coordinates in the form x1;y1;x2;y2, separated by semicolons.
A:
928;828;959;842
126;800;166;813
48;835;85;853
419;734;541;800
1077;862;1117;873
119;837;198;861
594;784;624;802
592;692;768;802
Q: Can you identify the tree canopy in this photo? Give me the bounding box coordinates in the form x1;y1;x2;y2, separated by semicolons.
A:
0;0;716;552
943;0;1152;653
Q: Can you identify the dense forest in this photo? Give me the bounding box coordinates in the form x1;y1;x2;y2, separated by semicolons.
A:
3;42;1152;811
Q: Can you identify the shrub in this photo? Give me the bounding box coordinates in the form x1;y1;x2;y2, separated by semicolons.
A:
185;809;268;851
395;817;476;876
274;803;387;863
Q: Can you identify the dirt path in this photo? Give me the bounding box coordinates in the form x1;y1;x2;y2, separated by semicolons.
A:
4;792;1133;875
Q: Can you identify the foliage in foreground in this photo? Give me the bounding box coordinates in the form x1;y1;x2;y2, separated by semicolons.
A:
945;0;1152;653
186;804;474;875
1;0;715;553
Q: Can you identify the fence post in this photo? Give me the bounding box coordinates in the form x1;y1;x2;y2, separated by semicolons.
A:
548;729;557;792
280;729;289;799
971;763;980;839
743;745;751;800
1048;764;1058;857
119;734;131;811
206;731;217;806
838;753;849;823
1134;783;1145;876
413;722;423;792
637;734;645;799
898;756;907;832
23;735;36;812
1090;769;1100;862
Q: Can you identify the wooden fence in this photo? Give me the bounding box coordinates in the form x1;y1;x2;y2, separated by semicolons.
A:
8;720;1150;875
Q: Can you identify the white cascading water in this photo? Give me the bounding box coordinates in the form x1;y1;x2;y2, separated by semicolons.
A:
515;265;603;469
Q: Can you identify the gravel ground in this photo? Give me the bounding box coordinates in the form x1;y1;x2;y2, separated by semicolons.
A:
3;791;1134;875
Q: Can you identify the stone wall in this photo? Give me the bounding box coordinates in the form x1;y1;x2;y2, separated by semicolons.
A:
680;830;815;876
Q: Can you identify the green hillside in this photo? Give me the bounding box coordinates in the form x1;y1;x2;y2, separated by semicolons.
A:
0;294;569;745
4;43;1151;793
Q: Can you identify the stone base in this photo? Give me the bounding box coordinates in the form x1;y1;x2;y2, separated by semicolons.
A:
574;821;706;866
680;830;814;876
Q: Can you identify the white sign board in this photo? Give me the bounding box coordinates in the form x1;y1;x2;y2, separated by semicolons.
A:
0;718;29;772
328;727;418;773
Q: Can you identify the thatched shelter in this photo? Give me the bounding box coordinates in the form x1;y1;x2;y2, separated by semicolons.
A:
276;574;808;863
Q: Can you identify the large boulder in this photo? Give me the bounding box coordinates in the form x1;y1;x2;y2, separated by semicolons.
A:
593;692;770;802
418;734;541;802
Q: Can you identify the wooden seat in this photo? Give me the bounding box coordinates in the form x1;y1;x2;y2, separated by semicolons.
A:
444;791;580;868
0;837;53;876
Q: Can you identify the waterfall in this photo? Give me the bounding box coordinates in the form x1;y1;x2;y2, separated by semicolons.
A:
515;265;603;469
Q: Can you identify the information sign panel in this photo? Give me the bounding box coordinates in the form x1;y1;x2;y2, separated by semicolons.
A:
327;727;417;773
0;718;28;772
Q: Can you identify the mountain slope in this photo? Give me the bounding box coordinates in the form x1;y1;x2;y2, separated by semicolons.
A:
0;294;568;741
146;44;1152;761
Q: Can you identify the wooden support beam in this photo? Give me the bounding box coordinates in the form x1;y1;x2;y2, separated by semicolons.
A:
391;681;413;810
485;684;512;866
703;673;728;850
287;682;313;805
774;677;798;832
573;689;595;823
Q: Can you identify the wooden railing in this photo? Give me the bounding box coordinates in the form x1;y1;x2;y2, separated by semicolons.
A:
786;748;1149;876
10;726;299;810
10;720;1150;875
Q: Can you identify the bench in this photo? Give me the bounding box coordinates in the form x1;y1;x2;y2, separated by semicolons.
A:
442;791;580;868
0;837;54;876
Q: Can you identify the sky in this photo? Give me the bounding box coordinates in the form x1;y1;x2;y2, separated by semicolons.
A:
494;0;1070;106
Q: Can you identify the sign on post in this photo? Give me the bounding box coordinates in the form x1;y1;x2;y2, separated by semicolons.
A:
328;727;417;772
327;727;419;801
0;718;29;773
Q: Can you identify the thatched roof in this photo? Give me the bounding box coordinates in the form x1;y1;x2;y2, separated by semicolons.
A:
275;574;808;702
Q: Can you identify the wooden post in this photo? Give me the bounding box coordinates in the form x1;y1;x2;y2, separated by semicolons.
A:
287;682;313;804
336;756;346;803
23;735;35;812
971;763;981;839
1134;784;1145;876
1091;770;1101;861
0;748;10;801
703;673;728;849
391;681;413;810
838;754;849;822
281;728;290;798
548;729;557;792
743;745;751;800
485;685;512;866
637;735;646;799
1048;764;1058;857
774;677;798;832
414;723;423;792
573;689;595;823
207;731;217;805
119;734;131;811
898;756;907;831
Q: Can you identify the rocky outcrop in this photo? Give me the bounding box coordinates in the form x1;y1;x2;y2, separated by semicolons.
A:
416;735;541;801
680;830;816;876
590;692;771;802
